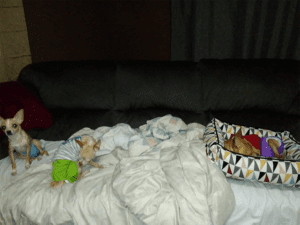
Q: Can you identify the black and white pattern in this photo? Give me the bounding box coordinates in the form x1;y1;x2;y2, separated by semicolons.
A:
204;118;300;188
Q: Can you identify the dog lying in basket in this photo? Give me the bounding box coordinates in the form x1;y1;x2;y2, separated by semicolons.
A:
224;130;285;159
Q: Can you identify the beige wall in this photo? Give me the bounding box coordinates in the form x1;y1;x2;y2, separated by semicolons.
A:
0;0;31;83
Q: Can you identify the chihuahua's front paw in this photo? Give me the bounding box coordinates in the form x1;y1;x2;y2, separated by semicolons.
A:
77;170;90;181
11;171;17;176
44;151;49;156
37;156;42;161
25;163;30;169
82;171;89;177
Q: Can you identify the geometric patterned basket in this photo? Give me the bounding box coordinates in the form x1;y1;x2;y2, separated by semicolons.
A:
204;118;300;188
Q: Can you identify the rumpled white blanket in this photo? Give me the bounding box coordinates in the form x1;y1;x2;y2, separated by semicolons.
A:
0;115;235;225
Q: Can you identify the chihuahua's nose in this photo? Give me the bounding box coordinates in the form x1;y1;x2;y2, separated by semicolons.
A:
7;130;12;135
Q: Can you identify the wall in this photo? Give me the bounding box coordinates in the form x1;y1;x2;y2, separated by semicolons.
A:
0;0;31;82
23;0;171;63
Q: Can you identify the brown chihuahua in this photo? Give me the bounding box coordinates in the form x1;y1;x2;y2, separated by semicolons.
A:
224;130;261;157
0;109;49;175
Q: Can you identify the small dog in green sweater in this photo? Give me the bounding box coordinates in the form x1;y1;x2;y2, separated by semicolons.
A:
50;135;103;188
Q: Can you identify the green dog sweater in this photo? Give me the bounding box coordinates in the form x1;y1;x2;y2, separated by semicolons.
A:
52;159;78;183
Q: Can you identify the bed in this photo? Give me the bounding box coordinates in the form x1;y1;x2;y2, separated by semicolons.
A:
0;59;299;224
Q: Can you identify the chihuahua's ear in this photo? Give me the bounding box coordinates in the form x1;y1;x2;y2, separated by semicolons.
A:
94;140;101;151
14;109;24;123
75;139;84;147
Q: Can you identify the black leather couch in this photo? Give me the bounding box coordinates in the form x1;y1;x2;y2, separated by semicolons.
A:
8;59;300;148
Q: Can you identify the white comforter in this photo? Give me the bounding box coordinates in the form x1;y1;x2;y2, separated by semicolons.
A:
0;115;235;225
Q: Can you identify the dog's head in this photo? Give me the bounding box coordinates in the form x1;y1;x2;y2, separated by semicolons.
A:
0;109;24;137
75;136;101;163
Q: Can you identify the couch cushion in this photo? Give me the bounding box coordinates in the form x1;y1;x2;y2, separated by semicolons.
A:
200;59;300;116
0;81;52;137
18;61;116;110
109;108;211;129
114;61;202;112
25;109;113;141
23;108;211;143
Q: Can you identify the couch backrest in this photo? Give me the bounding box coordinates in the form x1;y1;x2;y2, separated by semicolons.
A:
18;61;116;110
113;61;201;112
199;59;300;116
18;59;300;116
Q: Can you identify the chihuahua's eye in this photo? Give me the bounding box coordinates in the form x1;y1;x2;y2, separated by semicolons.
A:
13;124;17;128
1;126;5;130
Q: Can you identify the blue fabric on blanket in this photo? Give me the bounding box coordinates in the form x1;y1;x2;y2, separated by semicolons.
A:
21;143;40;157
